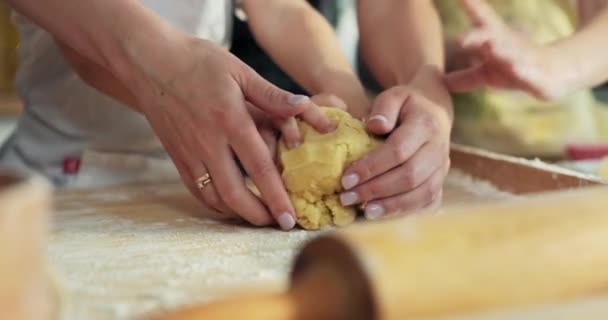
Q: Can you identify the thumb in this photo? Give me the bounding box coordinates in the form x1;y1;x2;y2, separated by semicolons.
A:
366;86;407;135
238;65;313;118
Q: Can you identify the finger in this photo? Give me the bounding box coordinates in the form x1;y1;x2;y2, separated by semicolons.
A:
276;116;301;149
363;164;446;220
298;102;336;134
260;127;278;158
246;101;296;152
311;93;348;110
165;141;221;210
339;143;445;206
229;119;297;231
238;65;334;133
238;64;310;117
189;161;232;214
204;143;275;227
366;86;409;135
259;126;281;171
246;102;282;166
173;157;205;203
459;0;503;28
342;98;429;190
172;138;232;213
459;29;491;51
444;64;489;93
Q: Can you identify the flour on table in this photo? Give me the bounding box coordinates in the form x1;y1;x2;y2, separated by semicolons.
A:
50;171;515;320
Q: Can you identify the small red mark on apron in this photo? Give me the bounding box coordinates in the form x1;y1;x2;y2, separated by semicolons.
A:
63;157;81;175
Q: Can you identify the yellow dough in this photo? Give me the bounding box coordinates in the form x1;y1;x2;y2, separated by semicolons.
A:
279;107;380;230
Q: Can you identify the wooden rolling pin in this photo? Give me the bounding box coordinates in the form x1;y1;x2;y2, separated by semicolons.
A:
0;170;57;320
152;186;608;320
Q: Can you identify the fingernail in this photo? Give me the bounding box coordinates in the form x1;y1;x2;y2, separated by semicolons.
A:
367;114;388;124
340;191;359;206
365;204;385;220
341;173;359;190
287;95;309;106
277;212;296;230
288;140;301;149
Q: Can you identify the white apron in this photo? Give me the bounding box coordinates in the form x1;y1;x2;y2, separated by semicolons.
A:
0;1;234;188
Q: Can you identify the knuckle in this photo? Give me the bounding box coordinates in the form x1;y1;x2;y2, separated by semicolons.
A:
399;166;417;189
419;113;441;135
262;84;282;106
388;141;409;164
249;158;277;180
358;183;380;202
222;188;243;204
352;158;373;182
378;199;396;215
214;108;239;131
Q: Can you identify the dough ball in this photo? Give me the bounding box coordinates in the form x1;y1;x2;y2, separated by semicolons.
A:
279;107;380;230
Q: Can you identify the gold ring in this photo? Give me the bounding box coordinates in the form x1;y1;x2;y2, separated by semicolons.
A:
196;173;212;190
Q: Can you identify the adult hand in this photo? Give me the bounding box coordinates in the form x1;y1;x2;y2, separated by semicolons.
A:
339;65;453;219
444;0;562;100
251;93;348;173
133;36;334;230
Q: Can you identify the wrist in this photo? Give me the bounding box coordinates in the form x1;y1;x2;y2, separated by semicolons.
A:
315;71;371;119
409;64;454;122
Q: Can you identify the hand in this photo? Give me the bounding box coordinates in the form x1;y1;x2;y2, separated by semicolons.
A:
444;0;562;100
132;36;334;230
339;65;453;219
310;93;348;111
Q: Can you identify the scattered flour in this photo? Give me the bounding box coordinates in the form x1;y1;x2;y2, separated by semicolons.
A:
49;170;514;320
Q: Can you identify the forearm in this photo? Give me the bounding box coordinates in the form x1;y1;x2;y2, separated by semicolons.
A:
242;0;369;117
547;5;608;92
57;41;141;111
357;0;444;87
7;0;185;95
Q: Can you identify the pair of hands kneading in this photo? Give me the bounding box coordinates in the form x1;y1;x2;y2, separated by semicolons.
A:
277;66;452;230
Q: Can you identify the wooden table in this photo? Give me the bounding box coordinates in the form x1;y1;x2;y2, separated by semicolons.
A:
48;146;606;320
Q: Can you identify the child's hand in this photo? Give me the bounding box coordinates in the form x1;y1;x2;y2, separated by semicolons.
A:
444;0;562;100
311;93;373;121
310;93;348;111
